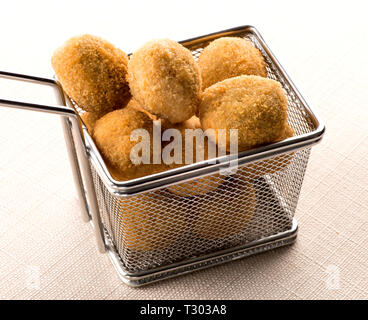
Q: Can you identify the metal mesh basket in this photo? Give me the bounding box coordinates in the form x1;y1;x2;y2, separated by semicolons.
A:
82;26;322;285
0;25;324;287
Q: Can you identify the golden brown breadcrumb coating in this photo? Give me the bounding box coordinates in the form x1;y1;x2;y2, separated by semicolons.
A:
198;37;267;89
119;192;187;251
128;39;201;123
199;75;288;152
93;107;171;180
80;112;100;135
51;34;131;115
193;178;255;240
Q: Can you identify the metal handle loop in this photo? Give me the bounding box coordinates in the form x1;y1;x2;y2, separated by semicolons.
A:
0;70;106;253
0;70;76;116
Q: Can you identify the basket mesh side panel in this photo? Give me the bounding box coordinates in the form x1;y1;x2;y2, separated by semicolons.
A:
84;31;315;274
91;147;310;273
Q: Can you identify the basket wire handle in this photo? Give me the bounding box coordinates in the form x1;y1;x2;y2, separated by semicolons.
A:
0;70;106;253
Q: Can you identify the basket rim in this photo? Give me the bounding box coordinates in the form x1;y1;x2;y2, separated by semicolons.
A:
69;25;325;196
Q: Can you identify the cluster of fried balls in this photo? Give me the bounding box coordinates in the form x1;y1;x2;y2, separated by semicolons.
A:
52;34;293;250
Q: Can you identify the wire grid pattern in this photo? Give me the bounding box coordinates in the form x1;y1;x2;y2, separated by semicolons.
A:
84;30;317;275
91;148;309;274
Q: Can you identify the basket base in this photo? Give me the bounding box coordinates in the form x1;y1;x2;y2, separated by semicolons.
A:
105;218;298;287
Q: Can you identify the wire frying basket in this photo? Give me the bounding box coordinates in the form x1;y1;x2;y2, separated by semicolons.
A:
0;26;324;286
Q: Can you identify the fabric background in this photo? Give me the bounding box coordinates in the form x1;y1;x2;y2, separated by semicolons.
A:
0;0;367;300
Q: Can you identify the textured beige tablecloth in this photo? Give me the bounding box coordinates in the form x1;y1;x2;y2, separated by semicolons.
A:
0;1;367;300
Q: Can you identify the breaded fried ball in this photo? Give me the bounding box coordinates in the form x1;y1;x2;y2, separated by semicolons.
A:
52;34;131;115
94;107;171;180
198;37;267;89
199;75;288;152
119;192;186;251
193;178;255;240
128;39;201;123
93;107;151;175
81;112;100;135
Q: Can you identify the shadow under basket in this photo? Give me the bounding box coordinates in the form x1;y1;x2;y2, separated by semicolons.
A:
0;25;324;287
